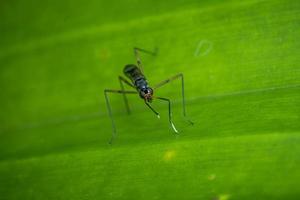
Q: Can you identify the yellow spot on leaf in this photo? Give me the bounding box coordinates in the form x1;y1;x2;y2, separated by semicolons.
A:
216;194;230;200
208;174;216;181
163;150;176;161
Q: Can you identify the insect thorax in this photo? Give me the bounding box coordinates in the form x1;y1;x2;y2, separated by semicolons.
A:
123;64;152;94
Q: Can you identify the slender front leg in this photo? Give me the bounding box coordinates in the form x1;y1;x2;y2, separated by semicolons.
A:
104;89;137;144
144;101;160;119
156;97;178;134
134;47;158;73
154;73;193;125
119;76;135;114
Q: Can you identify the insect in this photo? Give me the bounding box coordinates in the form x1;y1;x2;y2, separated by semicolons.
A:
104;47;193;144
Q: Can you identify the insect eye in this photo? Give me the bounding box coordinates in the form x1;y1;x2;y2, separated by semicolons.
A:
148;88;153;95
142;88;149;94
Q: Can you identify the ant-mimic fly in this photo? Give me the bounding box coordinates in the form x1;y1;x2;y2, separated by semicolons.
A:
104;47;193;144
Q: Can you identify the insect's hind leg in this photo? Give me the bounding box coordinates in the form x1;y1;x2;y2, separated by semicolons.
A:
119;76;135;114
104;89;137;144
154;73;194;125
134;47;158;73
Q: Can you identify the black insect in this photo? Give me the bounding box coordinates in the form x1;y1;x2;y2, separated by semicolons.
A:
104;47;193;144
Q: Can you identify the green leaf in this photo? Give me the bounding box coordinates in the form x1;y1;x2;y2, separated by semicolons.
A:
0;0;299;199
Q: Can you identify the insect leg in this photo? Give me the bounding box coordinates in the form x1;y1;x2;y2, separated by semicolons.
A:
119;76;135;114
134;47;158;73
154;73;193;125
156;97;179;134
104;89;137;144
145;101;160;119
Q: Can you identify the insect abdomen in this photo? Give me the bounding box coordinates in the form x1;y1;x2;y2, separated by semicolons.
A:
123;64;144;83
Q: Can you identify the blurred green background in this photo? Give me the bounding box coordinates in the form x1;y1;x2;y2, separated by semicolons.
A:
0;0;299;199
